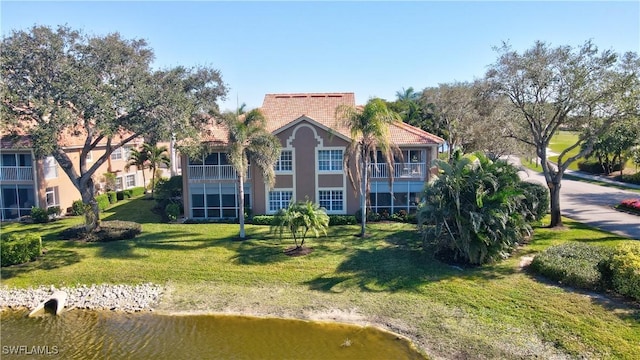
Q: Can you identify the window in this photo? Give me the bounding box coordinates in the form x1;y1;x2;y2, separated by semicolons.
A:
318;150;343;171
190;183;249;219
115;177;124;191
45;187;59;208
318;190;343;212
274;150;292;172
44;156;58;179
125;174;136;188
110;146;132;161
269;191;293;212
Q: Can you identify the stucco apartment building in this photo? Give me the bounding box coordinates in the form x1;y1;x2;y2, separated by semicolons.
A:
182;93;444;219
0;133;157;221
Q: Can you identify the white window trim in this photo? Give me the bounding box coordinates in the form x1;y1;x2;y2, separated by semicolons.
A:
45;186;59;208
317;187;346;214
266;189;294;214
125;174;136;189
317;147;344;174
274;150;294;174
43;156;58;179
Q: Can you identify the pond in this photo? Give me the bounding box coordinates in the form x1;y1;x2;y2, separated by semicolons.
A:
1;310;426;359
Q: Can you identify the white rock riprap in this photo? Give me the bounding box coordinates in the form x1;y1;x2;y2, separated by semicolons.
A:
0;283;163;312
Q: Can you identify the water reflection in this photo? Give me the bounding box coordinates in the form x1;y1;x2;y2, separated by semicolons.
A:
1;310;426;359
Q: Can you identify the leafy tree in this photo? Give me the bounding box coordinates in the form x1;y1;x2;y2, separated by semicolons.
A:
421;82;478;159
485;41;640;227
335;98;402;237
144;143;170;197
0;26;227;232
125;147;149;191
221;108;281;239
272;200;329;249
582;117;640;175
419;152;532;265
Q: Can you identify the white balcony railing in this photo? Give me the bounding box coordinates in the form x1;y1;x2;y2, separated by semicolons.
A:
368;163;426;180
0;166;34;181
188;165;251;180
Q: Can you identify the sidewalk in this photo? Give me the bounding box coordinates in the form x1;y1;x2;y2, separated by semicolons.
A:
564;169;640;190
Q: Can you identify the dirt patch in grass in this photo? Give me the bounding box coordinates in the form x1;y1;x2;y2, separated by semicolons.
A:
284;246;314;257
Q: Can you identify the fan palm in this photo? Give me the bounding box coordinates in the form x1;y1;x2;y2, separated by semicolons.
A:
335;98;402;237
272;200;329;249
221;108;281;239
144;143;170;197
125;148;149;192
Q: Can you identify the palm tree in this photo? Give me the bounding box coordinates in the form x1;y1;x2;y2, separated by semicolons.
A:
125;148;149;192
335;98;402;237
272;200;329;249
222;108;281;239
144;143;170;197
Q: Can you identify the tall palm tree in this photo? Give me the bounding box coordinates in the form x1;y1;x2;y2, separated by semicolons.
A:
222;108;281;239
144;143;171;197
335;98;402;237
125;148;149;192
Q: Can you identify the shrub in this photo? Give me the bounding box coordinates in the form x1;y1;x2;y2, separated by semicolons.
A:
130;187;145;197
619;198;640;212
47;206;62;217
30;206;49;223
328;215;357;226
252;215;275;226
165;203;181;222
601;243;640;301
577;159;624;174
621;172;640;185
355;209;381;223
107;191;118;204
519;181;550;221
154;176;183;201
530;242;614;290
72;200;85;215
1;234;42;266
95;194;110;211
94;220;141;242
123;189;133;198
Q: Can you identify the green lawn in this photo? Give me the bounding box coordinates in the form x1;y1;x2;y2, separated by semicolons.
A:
2;198;639;359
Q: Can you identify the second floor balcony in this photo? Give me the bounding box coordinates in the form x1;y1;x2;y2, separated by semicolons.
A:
369;162;426;180
0;166;34;182
188;165;251;181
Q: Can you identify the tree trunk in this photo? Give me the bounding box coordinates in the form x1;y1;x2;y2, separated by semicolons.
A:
360;158;368;237
548;179;563;228
80;177;100;233
238;173;245;239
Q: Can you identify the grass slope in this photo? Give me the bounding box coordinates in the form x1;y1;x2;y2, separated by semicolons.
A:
2;198;639;359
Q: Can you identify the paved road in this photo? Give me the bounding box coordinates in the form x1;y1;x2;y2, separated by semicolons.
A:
520;168;640;240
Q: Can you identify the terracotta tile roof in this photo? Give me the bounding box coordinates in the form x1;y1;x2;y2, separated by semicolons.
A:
261;93;355;136
260;92;443;145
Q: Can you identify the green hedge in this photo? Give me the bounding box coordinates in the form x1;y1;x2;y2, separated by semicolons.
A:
577;159;624;174
1;233;42;266
130;187;145;197
530;242;614;290
107;191;118;204
96;194;110;211
328;215;357;225
621;172;640;185
251;215;275;226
